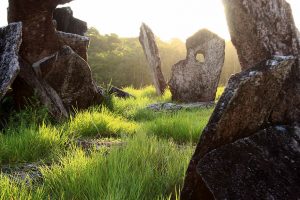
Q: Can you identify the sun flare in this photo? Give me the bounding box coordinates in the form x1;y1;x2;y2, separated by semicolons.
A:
0;0;299;41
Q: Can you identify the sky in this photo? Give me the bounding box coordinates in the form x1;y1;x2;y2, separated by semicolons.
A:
0;0;299;41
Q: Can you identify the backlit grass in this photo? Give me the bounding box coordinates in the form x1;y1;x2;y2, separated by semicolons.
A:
67;107;138;138
0;85;218;200
143;109;213;144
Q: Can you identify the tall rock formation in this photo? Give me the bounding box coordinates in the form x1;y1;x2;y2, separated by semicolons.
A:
181;0;300;199
139;23;167;95
8;0;103;118
223;0;300;70
169;29;225;102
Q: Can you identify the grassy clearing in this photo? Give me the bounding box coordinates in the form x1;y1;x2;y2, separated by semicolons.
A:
0;133;193;200
40;133;193;200
0;85;219;199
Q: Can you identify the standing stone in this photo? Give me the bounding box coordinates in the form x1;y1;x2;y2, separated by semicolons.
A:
0;22;22;100
180;56;299;200
169;29;225;102
53;7;88;36
139;23;167;95
223;0;300;70
198;125;300;200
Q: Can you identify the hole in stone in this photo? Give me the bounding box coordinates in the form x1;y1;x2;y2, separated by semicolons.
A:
196;53;205;63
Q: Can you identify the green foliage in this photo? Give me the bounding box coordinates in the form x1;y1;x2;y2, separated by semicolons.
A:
0;85;221;200
3;133;192;200
87;28;186;88
143;109;213;144
0;102;65;165
112;86;171;120
67;107;138;138
0;124;67;165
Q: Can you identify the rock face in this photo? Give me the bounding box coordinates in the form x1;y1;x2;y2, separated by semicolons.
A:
169;29;225;102
198;125;300;200
53;7;88;36
8;0;103;118
32;46;102;111
139;23;167;95
57;31;89;61
12;58;68;119
7;0;72;64
223;0;300;70
181;1;300;199
180;56;300;200
0;22;22;100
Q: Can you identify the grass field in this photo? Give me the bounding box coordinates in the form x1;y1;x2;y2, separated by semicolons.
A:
0;86;222;200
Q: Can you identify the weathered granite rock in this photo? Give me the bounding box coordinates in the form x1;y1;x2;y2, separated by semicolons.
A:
32;46;103;111
0;22;22;100
181;56;299;200
8;0;103;117
198;125;300;200
169;29;225;102
223;0;300;70
53;7;87;36
146;102;215;112
57;31;89;61
12;59;68;119
139;23;167;95
8;0;73;64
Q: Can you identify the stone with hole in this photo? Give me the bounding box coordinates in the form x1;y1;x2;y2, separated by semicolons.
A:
169;29;225;102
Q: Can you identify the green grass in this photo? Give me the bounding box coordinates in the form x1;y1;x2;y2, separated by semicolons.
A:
143;109;213;144
0;124;67;165
40;133;193;200
0;85;218;200
67;107;138;138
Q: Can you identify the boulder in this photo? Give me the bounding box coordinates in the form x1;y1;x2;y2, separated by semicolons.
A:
169;29;225;102
12;58;68;119
223;0;300;70
0;22;22;100
57;31;89;61
8;0;103;117
32;46;103;111
198;125;300;200
139;23;167;95
180;56;299;200
53;7;88;36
